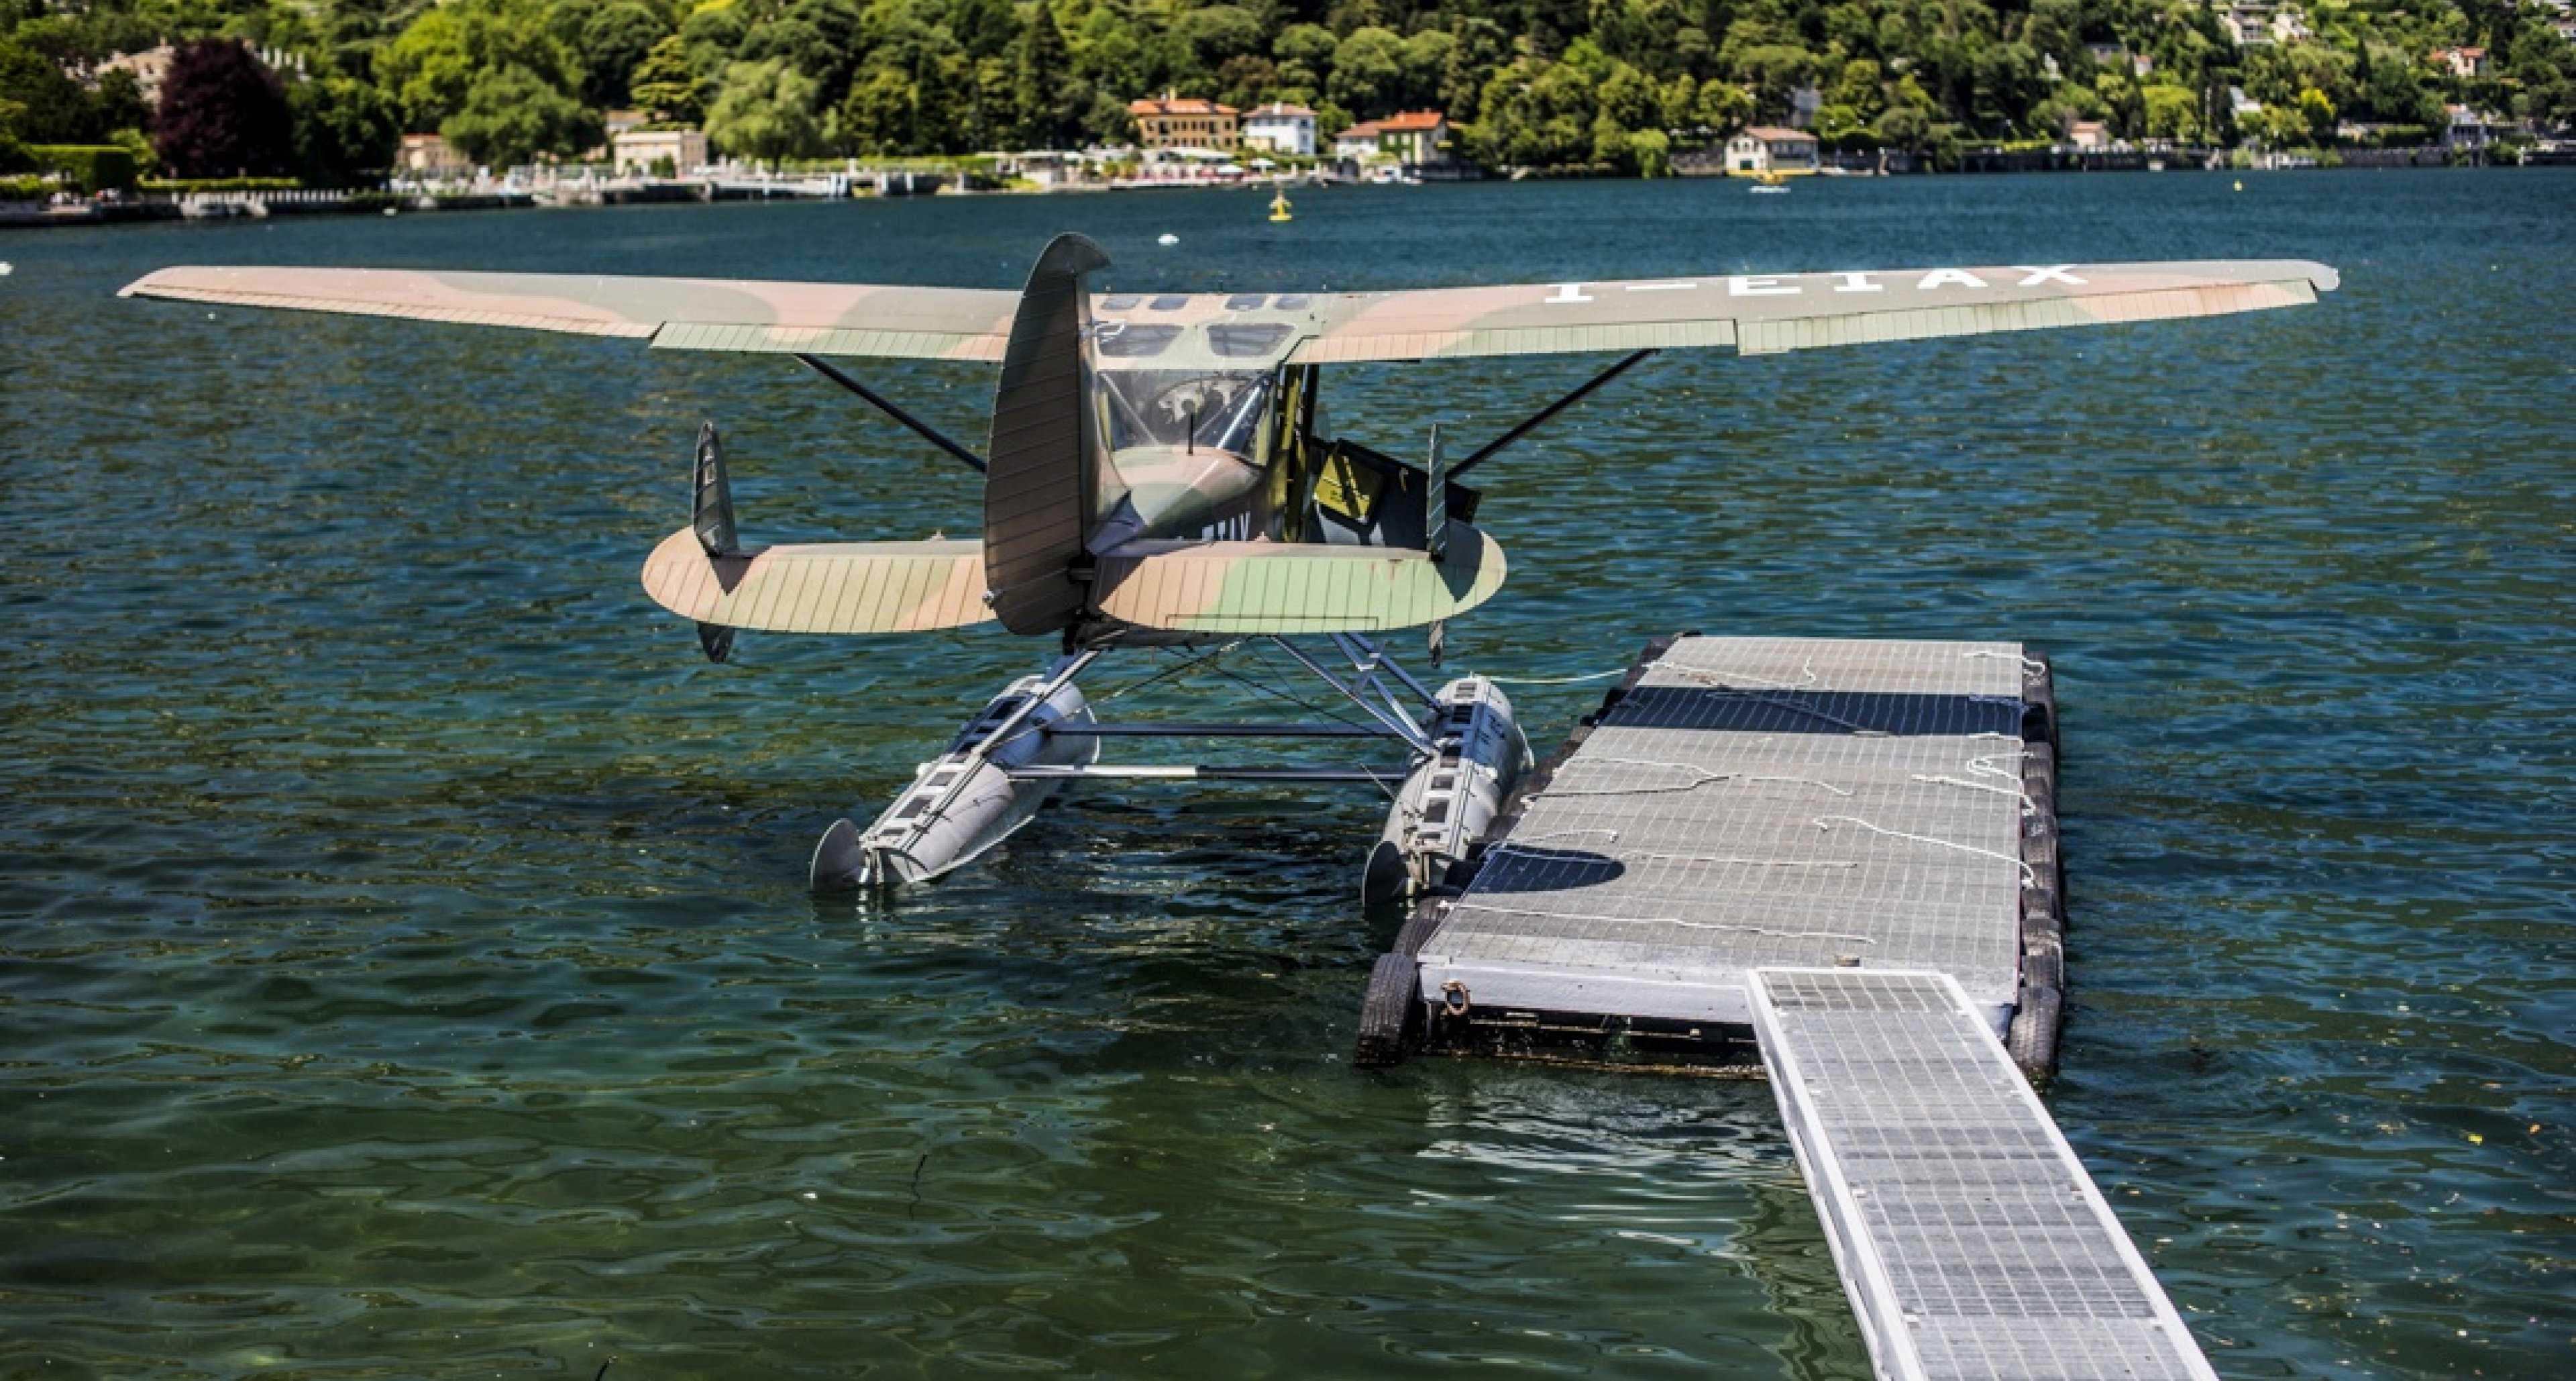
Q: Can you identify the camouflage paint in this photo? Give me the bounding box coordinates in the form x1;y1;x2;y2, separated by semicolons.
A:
639;528;992;634
1092;522;1506;633
125;254;2338;646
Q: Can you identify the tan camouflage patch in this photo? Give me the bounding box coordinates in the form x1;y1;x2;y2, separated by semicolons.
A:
640;527;993;634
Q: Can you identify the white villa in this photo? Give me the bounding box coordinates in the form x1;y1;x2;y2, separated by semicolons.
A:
1724;127;1821;175
1242;102;1318;158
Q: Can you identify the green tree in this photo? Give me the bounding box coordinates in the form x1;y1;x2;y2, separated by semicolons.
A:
1012;3;1085;149
2141;84;2203;144
0;95;30;172
1735;44;1817;121
1873;104;1932;151
2296;86;2336;142
576;2;669;109
629;34;705;125
1627;125;1671;176
706;58;822;165
1693;79;1754;134
443;63;594;167
290;74;400;184
1177;5;1265;68
1275;23;1338;78
1327;25;1405;114
835;64;913;154
378;0;578;132
0;36;95;143
377;8;478;128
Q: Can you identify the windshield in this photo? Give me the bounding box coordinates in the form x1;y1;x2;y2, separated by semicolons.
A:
1099;370;1273;456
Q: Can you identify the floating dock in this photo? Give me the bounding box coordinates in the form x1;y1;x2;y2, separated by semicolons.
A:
1360;635;2216;1381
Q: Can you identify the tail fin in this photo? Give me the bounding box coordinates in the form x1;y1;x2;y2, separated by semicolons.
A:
981;233;1120;635
692;421;740;662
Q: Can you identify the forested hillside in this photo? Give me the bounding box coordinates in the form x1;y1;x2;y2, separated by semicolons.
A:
5;0;2571;181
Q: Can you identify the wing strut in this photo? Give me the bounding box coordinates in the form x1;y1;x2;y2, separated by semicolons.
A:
1447;349;1656;481
795;352;989;474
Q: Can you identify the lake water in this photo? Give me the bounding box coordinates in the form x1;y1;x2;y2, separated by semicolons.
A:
2;171;2569;1380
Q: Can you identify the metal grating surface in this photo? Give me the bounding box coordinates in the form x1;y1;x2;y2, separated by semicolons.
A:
1751;968;2217;1381
1422;637;2031;1017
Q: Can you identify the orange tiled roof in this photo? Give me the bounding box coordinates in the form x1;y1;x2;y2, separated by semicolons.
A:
1247;102;1317;119
1741;125;1816;142
1130;95;1238;117
1377;110;1446;132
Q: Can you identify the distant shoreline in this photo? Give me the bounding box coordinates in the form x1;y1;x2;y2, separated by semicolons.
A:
7;156;2565;232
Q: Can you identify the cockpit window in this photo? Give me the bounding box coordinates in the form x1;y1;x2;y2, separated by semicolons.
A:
1208;322;1295;358
1100;370;1274;456
1095;323;1183;358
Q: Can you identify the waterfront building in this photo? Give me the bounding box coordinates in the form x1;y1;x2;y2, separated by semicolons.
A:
1130;93;1239;151
2444;104;2508;149
612;127;708;177
395;134;474;181
1242;103;1318;158
1377;111;1450;164
1002;150;1091;187
1723;126;1821;175
2068;121;2110;150
1333;112;1450;167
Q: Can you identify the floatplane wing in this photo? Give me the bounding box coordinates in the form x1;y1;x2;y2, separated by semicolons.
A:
122;258;2337;366
120;265;1020;362
1271;259;2340;362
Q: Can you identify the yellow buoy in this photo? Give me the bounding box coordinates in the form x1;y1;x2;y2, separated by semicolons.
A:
2233;179;2244;191
1269;190;1293;223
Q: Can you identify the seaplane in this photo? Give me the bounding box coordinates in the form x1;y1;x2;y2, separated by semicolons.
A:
123;238;2337;897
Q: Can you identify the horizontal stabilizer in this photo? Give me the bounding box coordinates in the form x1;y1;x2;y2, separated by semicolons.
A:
640;528;995;634
1093;524;1505;633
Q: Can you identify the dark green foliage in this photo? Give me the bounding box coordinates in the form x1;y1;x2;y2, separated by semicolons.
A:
25;142;136;189
290;74;398;183
443;62;596;167
629;33;704;125
0;34;93;142
574;1;669;108
1;0;2566;177
156;39;294;178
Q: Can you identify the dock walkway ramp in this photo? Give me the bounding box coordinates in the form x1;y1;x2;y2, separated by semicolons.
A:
1372;635;2216;1380
1753;968;2217;1381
